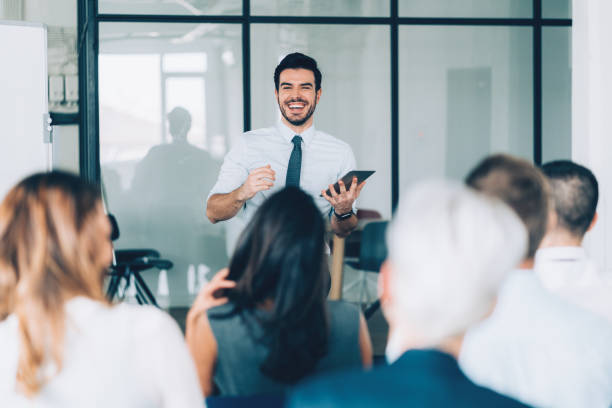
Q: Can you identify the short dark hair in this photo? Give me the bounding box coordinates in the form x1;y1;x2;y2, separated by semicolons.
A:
466;154;550;259
541;160;598;238
274;52;322;91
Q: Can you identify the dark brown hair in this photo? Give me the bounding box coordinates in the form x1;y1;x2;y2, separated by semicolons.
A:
466;154;550;259
542;160;598;238
274;52;322;91
222;187;329;384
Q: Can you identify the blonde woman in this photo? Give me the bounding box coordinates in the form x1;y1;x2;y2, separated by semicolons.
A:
0;171;203;407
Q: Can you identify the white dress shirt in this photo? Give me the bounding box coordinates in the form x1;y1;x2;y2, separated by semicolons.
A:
535;246;612;323
208;121;356;251
0;297;204;408
459;270;612;408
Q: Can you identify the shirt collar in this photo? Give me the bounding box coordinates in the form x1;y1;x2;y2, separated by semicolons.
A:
535;246;587;263
276;120;315;146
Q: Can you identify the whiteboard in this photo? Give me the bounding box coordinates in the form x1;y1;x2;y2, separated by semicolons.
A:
0;21;50;200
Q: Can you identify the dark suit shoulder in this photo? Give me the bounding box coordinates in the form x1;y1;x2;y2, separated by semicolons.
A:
288;350;529;408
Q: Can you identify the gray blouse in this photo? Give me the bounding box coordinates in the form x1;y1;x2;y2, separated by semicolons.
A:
207;300;362;396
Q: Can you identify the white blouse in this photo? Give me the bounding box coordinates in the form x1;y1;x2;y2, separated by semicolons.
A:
0;297;204;408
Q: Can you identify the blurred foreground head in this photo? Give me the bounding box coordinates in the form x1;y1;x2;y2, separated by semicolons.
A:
382;181;526;355
0;171;112;395
466;154;550;259
227;186;329;383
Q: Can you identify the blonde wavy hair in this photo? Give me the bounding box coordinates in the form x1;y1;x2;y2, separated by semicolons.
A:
0;171;110;396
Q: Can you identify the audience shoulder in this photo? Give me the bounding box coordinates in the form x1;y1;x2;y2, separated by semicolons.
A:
289;367;369;408
113;303;183;340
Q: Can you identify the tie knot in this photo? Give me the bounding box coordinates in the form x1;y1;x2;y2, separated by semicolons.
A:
292;135;302;146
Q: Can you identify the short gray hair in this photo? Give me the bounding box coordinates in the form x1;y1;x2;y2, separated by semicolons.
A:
387;181;527;346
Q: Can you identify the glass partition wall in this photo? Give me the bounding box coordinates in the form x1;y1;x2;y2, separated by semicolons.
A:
88;0;572;307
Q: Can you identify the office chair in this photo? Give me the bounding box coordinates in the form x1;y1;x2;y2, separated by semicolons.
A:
105;214;174;307
345;220;388;319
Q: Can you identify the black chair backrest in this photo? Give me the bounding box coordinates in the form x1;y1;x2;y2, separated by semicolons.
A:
359;221;388;272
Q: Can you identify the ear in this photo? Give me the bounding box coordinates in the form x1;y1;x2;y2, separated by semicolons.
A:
587;211;599;232
315;88;322;103
274;88;279;99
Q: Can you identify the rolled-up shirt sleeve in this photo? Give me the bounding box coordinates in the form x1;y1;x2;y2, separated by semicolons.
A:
207;136;248;202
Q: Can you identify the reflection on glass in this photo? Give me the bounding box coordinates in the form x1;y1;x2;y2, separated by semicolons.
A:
251;24;392;219
99;0;241;15
162;52;207;72
542;27;571;163
251;0;388;16
99;22;242;307
399;26;533;190
542;0;572;19
399;0;531;18
165;78;206;146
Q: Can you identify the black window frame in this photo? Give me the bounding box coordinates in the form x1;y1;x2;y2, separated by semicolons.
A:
79;0;572;211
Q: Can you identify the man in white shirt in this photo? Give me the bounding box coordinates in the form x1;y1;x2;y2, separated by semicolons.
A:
206;53;364;241
458;154;612;408
536;160;612;322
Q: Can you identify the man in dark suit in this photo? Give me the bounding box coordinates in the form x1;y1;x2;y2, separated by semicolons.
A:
288;181;530;408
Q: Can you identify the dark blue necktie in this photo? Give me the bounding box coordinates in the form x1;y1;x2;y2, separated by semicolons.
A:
285;135;303;187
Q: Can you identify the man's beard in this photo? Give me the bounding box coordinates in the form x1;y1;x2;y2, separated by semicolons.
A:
278;98;317;127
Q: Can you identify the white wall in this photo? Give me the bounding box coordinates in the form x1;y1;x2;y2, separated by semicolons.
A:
572;0;612;274
52;125;79;173
22;0;79;174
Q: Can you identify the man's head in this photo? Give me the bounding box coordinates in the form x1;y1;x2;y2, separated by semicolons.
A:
167;106;191;141
274;53;322;128
541;160;598;241
381;181;526;358
466;154;550;260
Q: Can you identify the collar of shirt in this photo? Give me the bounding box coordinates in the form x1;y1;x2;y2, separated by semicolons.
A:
535;246;587;263
276;120;316;146
534;246;602;289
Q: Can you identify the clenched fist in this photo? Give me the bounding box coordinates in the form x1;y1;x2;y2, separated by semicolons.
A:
237;165;276;201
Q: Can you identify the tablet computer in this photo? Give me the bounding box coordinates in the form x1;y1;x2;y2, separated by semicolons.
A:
322;170;375;196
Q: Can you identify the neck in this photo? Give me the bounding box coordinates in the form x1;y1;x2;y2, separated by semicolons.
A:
539;229;583;248
171;135;188;143
282;117;313;135
387;326;463;359
518;257;535;270
438;334;464;359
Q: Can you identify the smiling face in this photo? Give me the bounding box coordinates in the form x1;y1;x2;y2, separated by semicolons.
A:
275;68;321;130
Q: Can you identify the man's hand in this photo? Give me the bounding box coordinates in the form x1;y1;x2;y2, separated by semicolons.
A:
237;165;276;201
206;165;275;223
322;177;366;215
187;268;236;324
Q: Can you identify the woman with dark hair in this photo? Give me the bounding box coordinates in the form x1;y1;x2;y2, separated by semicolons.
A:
186;187;372;396
0;171;202;407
